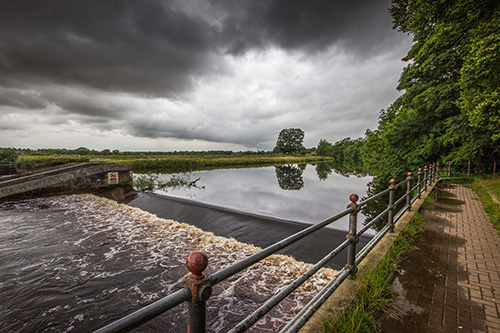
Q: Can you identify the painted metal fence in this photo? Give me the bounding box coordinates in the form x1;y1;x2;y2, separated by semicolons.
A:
95;163;440;333
443;161;499;177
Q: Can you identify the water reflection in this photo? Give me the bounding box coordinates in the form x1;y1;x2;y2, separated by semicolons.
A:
146;163;372;231
275;164;305;190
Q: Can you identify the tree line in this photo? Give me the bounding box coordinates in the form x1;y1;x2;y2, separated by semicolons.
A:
317;0;500;181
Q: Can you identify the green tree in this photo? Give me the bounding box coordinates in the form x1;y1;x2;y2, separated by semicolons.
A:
459;11;500;161
273;128;305;154
316;139;334;156
0;148;18;164
361;0;500;180
100;149;112;155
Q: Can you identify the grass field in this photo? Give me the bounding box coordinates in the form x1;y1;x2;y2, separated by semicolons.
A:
15;153;332;173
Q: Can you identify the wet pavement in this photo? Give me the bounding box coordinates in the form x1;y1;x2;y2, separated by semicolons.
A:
378;182;500;332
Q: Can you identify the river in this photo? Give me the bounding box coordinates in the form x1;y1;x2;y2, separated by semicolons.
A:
0;164;372;332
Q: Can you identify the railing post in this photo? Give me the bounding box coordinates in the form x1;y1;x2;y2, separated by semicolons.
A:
417;168;422;198
430;163;435;183
424;166;428;191
346;194;359;277
183;251;212;333
448;162;451;177
468;161;471;176
388;179;396;232
436;162;440;179
406;172;412;210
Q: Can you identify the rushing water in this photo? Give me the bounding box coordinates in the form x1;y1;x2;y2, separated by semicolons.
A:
0;195;337;332
1;164;373;332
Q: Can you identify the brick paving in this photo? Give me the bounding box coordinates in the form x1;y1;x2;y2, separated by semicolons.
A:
378;183;500;332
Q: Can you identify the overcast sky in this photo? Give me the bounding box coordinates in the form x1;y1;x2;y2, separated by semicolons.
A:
0;0;412;152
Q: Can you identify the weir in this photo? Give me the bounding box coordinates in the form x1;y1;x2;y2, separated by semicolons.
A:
95;163;441;332
0;162;133;199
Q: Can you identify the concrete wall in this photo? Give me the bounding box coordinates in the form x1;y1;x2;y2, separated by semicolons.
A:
0;162;133;199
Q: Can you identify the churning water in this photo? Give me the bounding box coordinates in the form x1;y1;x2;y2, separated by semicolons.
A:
0;194;337;332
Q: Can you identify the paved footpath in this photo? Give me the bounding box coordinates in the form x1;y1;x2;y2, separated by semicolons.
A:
379;183;500;332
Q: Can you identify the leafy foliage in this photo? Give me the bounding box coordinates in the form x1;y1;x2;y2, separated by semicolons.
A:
273;128;305;155
381;0;500;170
318;0;500;184
0;148;17;164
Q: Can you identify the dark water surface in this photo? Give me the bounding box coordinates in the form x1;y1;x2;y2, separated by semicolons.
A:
0;165;373;332
0;195;341;332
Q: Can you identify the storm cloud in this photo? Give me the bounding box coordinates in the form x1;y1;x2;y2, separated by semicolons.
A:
0;0;412;151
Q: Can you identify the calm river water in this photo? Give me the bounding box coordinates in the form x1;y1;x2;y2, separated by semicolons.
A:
142;164;371;228
0;164;372;332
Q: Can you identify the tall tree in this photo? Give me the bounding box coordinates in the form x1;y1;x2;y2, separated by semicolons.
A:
363;0;500;180
273;128;305;154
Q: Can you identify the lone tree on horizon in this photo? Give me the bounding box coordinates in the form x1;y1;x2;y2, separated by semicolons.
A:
273;128;305;155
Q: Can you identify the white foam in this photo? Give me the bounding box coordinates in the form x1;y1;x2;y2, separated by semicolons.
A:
44;194;338;331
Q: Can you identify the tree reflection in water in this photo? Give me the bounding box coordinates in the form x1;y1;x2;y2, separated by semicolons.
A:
312;161;402;232
275;164;306;190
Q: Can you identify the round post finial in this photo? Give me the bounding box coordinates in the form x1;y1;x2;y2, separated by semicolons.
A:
349;193;359;203
419;168;422;172
390;178;396;186
408;172;413;177
186;251;208;279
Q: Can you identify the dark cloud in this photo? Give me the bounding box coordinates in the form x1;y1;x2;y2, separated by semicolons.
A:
0;0;397;98
0;88;48;109
0;0;219;97
214;0;397;55
0;0;410;150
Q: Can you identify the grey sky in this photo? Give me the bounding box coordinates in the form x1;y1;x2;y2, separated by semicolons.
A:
0;0;413;151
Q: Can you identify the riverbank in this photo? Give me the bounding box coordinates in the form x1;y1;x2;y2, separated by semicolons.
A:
14;153;332;173
301;178;438;332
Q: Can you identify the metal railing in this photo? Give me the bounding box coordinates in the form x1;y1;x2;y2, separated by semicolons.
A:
95;163;440;333
443;161;498;177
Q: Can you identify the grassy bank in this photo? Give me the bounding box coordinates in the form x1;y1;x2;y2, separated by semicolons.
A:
467;177;500;231
321;208;427;332
15;154;332;173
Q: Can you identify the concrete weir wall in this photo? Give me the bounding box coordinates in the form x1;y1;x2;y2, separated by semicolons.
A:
0;162;133;199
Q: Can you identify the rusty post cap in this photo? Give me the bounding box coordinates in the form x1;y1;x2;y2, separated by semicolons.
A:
349;193;359;203
408;172;412;177
425;165;428;169
390;179;396;186
419;168;422;172
186;251;208;279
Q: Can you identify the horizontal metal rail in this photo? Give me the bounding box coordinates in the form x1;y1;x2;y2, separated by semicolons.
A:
356;206;390;236
95;289;190;333
94;162;439;333
357;187;390;206
280;268;351;333
229;239;351;333
209;208;353;285
355;224;392;266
